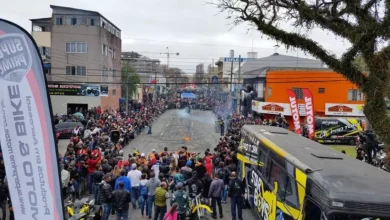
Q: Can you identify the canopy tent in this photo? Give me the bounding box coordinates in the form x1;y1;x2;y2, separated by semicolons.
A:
181;92;197;99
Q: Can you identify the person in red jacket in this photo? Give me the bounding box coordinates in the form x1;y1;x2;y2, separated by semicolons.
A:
205;157;213;177
86;150;102;195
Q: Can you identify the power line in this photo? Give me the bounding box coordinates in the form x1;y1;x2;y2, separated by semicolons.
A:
50;31;283;50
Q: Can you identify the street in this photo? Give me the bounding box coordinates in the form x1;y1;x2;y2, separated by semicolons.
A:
59;109;255;220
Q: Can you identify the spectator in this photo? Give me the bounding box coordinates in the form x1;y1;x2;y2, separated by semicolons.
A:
201;173;212;201
153;182;170;220
228;172;244;220
99;174;113;220
204;157;213;177
185;171;203;197
171;182;189;220
194;158;206;179
139;173;149;218
209;172;224;219
163;202;179;220
146;172;161;219
112;181;131;220
115;170;131;192
92;165;105;203
0;178;9;220
180;161;193;181
61;163;70;197
127;163;142;209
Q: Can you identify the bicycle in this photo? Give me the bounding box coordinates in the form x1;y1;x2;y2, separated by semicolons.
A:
186;193;212;220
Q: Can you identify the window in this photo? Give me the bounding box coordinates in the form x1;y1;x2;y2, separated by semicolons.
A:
292;88;304;99
348;89;364;101
112;89;116;96
102;67;109;77
90;18;95;26
318;88;325;93
112;69;116;79
102;44;108;56
111;48;116;59
71;18;77;25
66;42;87;53
267;87;272;97
66;66;86;76
55;17;63;25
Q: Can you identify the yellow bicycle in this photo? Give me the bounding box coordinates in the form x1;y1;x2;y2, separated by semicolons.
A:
187;193;213;220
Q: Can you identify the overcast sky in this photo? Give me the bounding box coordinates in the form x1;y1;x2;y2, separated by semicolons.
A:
1;0;351;74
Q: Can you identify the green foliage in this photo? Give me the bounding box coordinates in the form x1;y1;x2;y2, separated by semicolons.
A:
121;63;140;99
353;56;369;73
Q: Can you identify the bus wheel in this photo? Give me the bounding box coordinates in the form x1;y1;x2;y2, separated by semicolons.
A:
349;139;355;145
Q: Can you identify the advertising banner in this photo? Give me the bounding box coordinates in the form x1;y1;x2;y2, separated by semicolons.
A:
287;89;302;135
0;19;64;219
302;88;315;139
325;103;364;116
251;100;306;116
48;83;108;96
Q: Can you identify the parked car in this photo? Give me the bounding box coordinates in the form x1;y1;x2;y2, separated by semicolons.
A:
55;122;84;139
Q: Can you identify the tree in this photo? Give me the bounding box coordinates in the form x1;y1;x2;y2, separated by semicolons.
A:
121;63;140;100
215;0;390;146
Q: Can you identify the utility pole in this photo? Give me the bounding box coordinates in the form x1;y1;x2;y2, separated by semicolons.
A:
238;55;241;113
125;61;130;115
160;47;179;69
229;50;234;92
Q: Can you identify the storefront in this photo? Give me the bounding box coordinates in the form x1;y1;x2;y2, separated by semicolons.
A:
48;83;120;115
251;100;367;129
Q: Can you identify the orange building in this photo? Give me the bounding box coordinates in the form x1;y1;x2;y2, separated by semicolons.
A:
250;68;365;129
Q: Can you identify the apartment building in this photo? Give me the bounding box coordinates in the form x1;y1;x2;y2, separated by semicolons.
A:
31;5;122;114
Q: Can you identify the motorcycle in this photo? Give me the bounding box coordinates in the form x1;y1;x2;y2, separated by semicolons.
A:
81;87;100;96
66;198;102;220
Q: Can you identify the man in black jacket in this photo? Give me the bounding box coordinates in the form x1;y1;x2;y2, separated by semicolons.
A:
228;172;244;220
185;172;203;198
99;174;113;220
112;182;131;220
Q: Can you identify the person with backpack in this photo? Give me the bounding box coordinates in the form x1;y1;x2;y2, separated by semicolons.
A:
228;172;244;220
112;181;131;220
139;173;149;218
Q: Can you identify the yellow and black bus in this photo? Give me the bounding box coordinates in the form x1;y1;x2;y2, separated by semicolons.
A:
237;125;390;220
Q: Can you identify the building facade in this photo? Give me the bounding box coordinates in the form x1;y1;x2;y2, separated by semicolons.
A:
251;68;365;129
31;5;122;114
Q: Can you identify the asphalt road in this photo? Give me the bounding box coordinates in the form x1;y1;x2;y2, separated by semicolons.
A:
58;109;255;220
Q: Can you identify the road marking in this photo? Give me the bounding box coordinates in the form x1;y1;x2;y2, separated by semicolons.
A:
160;132;164;137
191;121;193;127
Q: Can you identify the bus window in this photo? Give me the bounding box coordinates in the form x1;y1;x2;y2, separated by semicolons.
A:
257;143;268;174
284;162;300;209
303;199;322;220
268;161;288;200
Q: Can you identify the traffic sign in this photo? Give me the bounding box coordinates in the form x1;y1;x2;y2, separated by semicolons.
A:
223;57;255;62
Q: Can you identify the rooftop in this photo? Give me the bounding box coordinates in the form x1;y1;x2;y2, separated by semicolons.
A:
50;5;121;31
